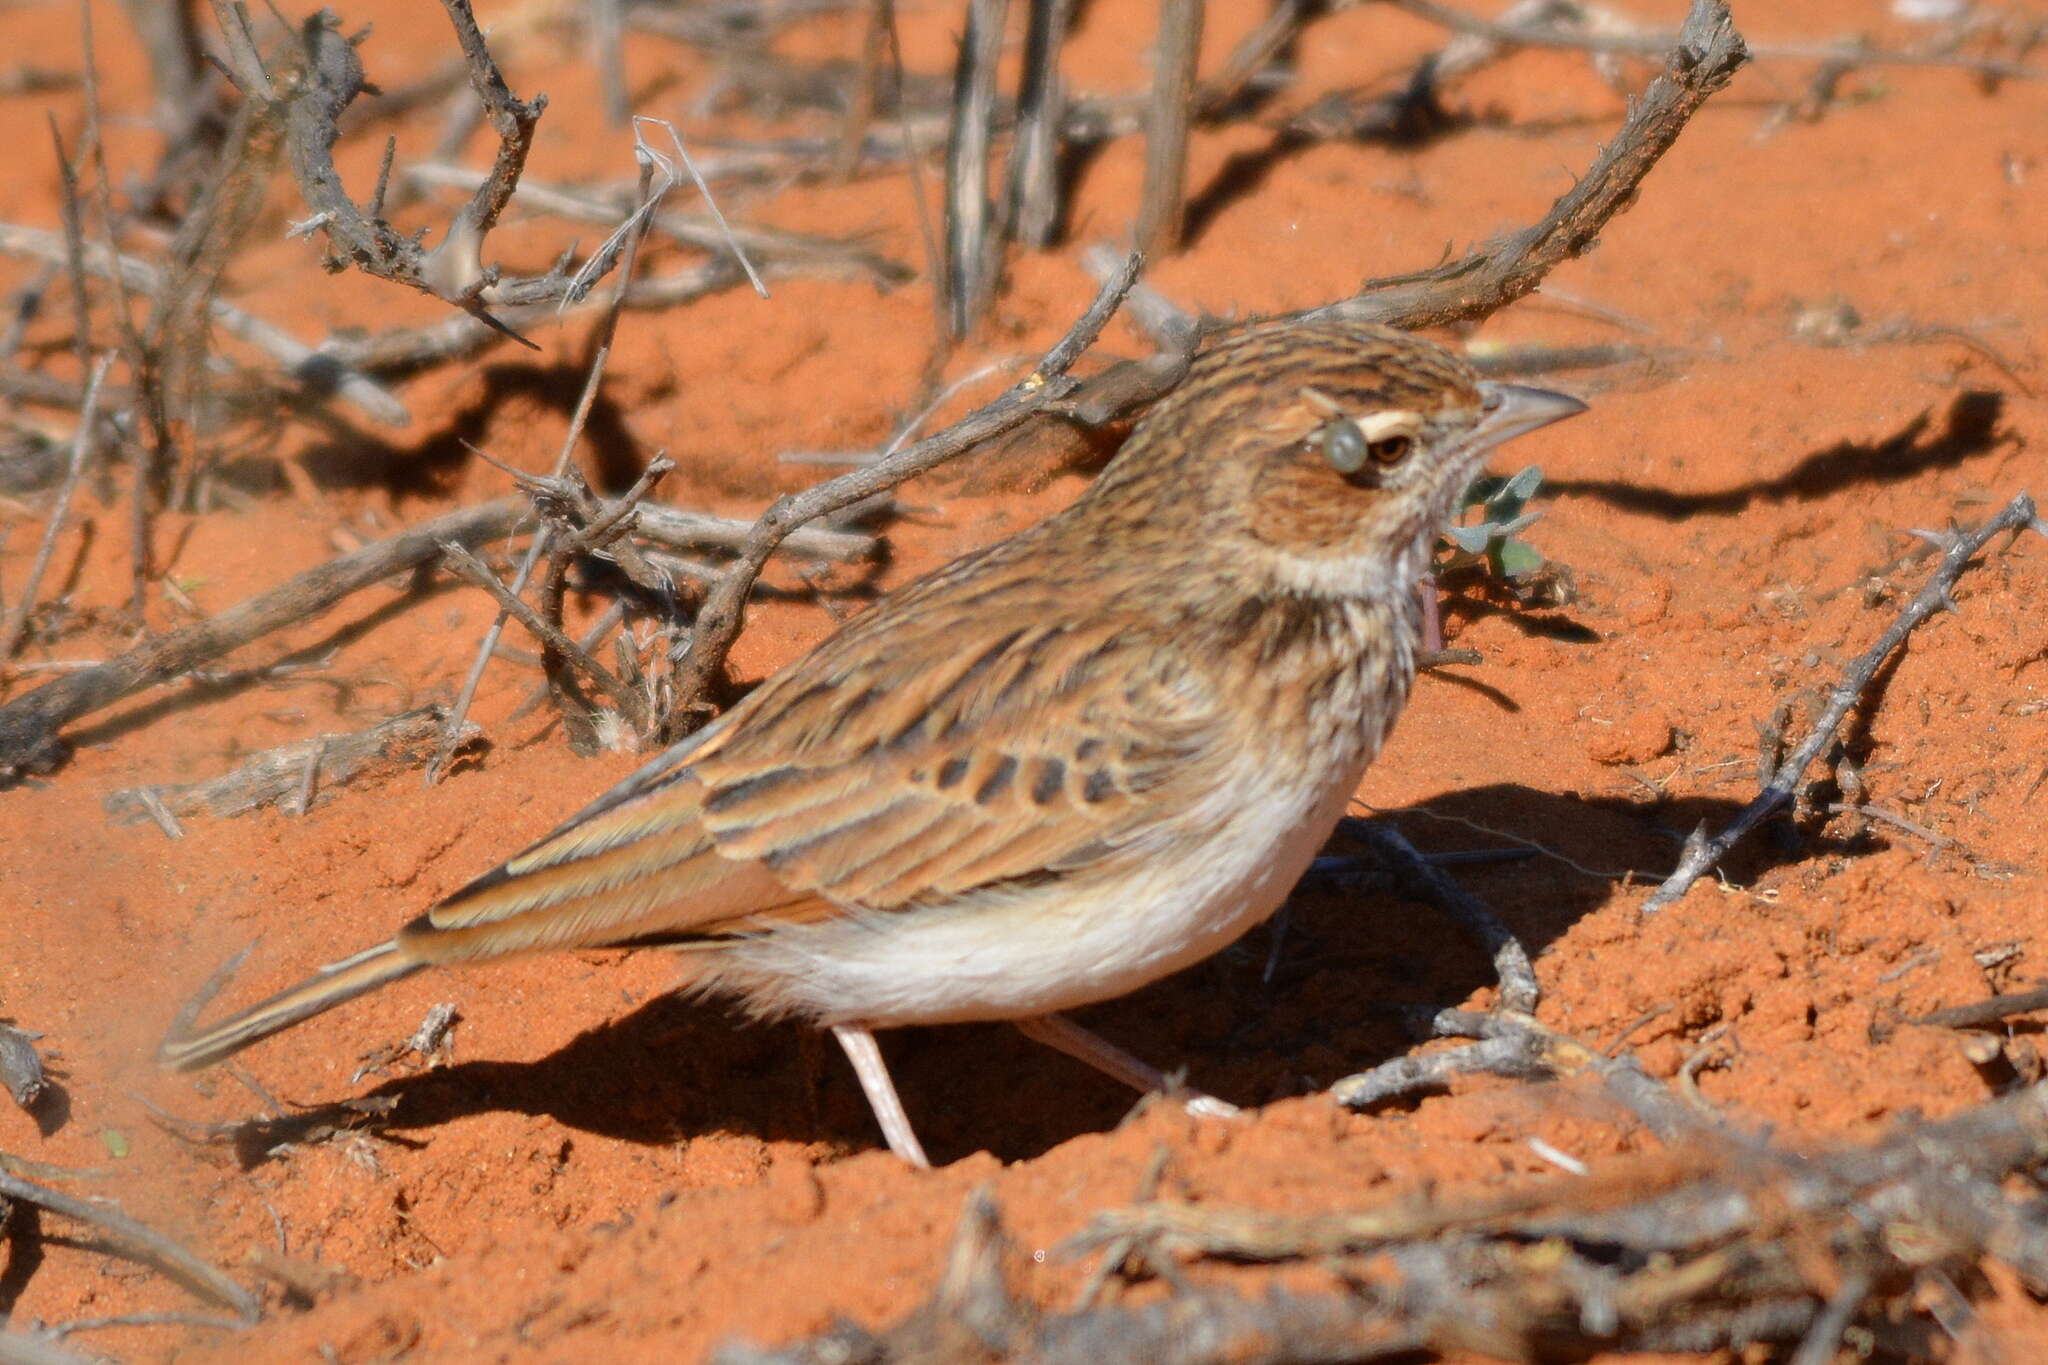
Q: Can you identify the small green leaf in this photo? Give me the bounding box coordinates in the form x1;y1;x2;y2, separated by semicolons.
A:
1444;524;1494;553
1501;465;1544;502
100;1127;130;1159
1495;538;1545;579
1462;474;1506;506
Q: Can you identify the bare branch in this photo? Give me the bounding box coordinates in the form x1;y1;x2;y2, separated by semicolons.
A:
1392;0;2048;79
1645;490;2041;910
0;356;111;666
0;222;407;426
102;705;478;823
204;1;571;340
1134;0;1204;257
943;0;1010;336
0;1168;259;1320
0;499;526;781
1059;0;1749;426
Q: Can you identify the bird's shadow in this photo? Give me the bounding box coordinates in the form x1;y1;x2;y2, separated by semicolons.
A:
204;780;1897;1169
1549;390;2012;520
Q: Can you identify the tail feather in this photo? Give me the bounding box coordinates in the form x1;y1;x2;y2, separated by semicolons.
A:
158;941;423;1072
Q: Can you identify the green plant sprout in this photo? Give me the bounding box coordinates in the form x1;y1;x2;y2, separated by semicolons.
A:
1437;464;1546;582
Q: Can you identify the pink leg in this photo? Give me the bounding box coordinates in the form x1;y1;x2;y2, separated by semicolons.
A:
831;1024;932;1168
1014;1013;1241;1120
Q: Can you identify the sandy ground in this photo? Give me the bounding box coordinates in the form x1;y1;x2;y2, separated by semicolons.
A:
2;0;2046;1359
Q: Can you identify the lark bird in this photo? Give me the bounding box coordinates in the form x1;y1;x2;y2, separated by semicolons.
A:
160;321;1583;1167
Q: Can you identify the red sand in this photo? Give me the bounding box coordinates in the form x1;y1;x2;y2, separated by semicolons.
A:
2;0;2045;1359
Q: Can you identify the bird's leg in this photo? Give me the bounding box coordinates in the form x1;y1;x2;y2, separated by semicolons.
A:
1014;1013;1241;1120
1418;574;1443;653
830;1023;932;1168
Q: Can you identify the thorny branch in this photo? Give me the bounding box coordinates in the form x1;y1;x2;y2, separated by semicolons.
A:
1297;0;1746;332
1645;490;2043;910
206;1;568;342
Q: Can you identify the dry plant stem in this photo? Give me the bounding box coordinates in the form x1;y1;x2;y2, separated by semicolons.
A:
207;0;570;332
1135;0;1204;257
439;544;649;730
0;1026;46;1110
1645;490;2041;910
1298;0;1746;331
116;0;208;131
1790;1271;1872;1365
1333;1009;1701;1140
943;0;1010;337
632;505;874;562
0;356;111;666
47;120;92;385
426;156;661;778
745;1138;2036;1365
0;498;525;781
0;1168;258;1320
1392;0;2048;78
832;0;888;180
667;253;1141;725
323;259;753;379
1337;817;1538;1012
0;223;407;426
1039;1079;2048;1360
1199;0;1320;116
1917;985;2048;1031
102;705;475;824
592;0;628;126
400;164;908;281
45;1312;248;1340
509;598;628;722
75;4;162;618
1007;0;1074;247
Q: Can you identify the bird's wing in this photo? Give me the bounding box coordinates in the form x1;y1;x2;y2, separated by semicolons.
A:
688;612;1228;908
402;606;1231;959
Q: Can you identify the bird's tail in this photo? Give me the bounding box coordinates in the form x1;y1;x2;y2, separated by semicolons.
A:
158;941;423;1072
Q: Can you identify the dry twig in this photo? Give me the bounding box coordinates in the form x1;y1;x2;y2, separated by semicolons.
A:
428;128;667;776
1645;490;2043;910
1134;0;1204;257
0;1168;258;1320
942;0;1009;337
727;1074;2048;1362
0;222;407;426
1393;0;2048;80
1059;0;1749;426
102;706;479;824
207;1;572;340
0;499;526;781
0;356;111;667
1333;817;1539;1014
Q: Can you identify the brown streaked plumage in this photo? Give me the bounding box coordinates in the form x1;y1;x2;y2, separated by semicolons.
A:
159;321;1584;1167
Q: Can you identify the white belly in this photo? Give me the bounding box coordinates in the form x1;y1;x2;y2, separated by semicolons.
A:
714;752;1368;1028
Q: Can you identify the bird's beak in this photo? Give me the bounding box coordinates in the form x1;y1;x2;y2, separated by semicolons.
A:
1471;382;1588;451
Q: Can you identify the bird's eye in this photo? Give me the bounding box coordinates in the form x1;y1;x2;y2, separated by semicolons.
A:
1368;433;1413;465
1319;419;1368;474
